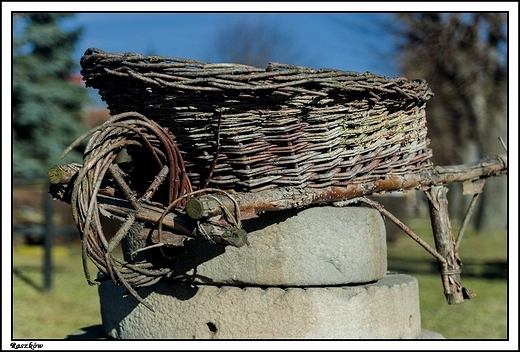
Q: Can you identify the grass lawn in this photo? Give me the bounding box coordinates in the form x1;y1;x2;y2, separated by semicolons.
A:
11;216;508;340
12;243;102;339
387;217;508;339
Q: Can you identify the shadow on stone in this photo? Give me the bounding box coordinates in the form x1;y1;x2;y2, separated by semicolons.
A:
168;238;226;283
241;207;301;233
168;207;301;283
152;280;200;301
99;280;201;335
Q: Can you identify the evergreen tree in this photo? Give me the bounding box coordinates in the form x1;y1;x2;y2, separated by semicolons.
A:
13;13;90;179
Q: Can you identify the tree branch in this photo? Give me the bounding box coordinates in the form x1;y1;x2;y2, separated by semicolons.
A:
185;153;507;219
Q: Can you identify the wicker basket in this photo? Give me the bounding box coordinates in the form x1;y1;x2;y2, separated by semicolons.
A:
80;48;434;192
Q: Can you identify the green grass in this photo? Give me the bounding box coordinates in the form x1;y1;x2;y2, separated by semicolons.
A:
12;243;102;339
11;218;508;339
387;217;508;339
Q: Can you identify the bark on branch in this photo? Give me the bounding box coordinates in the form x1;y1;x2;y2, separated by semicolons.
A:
426;186;475;304
49;153;507;222
186;153;507;219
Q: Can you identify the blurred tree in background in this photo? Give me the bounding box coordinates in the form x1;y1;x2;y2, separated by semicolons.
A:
393;13;507;232
214;19;298;68
13;13;89;179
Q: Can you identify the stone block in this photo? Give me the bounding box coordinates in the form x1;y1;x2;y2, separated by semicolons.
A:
169;206;387;286
100;273;421;339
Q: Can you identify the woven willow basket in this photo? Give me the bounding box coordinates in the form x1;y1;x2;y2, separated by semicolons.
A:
80;48;434;193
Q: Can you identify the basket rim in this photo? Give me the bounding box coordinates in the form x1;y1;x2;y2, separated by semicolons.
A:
80;47;434;103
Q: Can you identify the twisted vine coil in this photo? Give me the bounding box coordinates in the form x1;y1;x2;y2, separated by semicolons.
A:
66;111;192;309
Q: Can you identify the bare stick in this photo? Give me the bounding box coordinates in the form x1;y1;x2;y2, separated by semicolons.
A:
425;186;474;304
185;153;507;219
109;164;141;210
456;177;486;249
358;197;446;264
455;193;481;249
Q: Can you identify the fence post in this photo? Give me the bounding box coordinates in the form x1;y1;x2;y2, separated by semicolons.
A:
43;184;53;291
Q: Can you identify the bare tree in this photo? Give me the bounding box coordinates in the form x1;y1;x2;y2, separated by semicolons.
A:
392;13;507;232
214;19;297;68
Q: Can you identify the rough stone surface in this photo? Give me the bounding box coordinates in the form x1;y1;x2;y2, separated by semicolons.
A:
100;273;422;339
419;329;445;339
169;206;387;286
66;325;444;340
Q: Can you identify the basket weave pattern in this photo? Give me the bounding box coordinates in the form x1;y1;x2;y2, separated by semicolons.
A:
80;48;434;192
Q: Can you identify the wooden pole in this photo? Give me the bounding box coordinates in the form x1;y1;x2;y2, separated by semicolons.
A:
425;186;475;304
43;185;54;291
49;153;506;222
186;153;507;219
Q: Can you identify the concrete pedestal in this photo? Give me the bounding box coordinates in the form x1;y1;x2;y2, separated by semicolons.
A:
100;273;422;339
98;206;443;339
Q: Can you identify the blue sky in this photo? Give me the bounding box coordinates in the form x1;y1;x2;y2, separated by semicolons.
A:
32;10;408;107
9;9;410;107
6;3;517;80
63;12;400;76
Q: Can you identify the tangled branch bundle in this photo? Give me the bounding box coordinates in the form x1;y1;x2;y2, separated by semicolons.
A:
64;112;193;308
